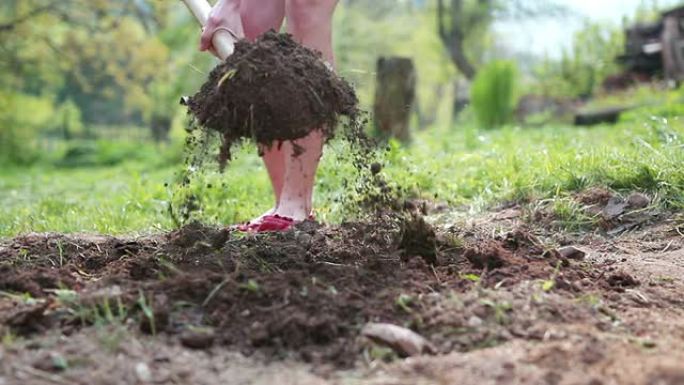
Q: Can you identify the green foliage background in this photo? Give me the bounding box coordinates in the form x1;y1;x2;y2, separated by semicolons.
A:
471;60;517;128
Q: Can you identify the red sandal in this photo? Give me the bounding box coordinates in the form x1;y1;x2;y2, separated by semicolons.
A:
251;214;295;232
231;212;315;233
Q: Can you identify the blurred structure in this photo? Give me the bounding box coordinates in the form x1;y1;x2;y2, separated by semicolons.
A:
617;4;684;84
373;57;416;143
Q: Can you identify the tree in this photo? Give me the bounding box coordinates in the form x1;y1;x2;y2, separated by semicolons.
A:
0;0;188;141
437;0;491;80
436;0;568;79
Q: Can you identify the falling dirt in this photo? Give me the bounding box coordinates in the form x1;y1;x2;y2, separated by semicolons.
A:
186;31;358;167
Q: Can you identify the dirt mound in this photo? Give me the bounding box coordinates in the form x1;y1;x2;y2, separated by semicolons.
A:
0;217;611;368
187;31;358;167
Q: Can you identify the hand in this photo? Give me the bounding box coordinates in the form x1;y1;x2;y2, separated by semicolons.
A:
199;0;245;58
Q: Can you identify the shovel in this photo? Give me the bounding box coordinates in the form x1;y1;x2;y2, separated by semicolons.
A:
179;0;238;106
181;0;237;59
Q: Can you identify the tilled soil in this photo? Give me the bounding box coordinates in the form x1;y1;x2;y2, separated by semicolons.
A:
1;202;683;384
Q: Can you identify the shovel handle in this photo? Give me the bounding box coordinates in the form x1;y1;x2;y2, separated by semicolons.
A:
181;0;235;59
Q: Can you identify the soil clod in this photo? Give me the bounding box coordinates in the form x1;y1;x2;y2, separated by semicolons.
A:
187;31;358;167
399;215;437;264
606;271;640;290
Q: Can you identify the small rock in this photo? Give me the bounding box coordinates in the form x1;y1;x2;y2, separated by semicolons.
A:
558;246;586;260
135;362;152;382
603;197;627;219
626;192;650;209
370;162;382;175
180;328;215;349
467;316;483;327
361;322;436;357
33;353;67;373
295;232;313;247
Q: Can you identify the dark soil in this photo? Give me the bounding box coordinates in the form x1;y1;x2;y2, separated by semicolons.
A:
187;31;358;167
0;215;607;368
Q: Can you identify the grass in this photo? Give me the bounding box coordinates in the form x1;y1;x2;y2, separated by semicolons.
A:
1;105;683;238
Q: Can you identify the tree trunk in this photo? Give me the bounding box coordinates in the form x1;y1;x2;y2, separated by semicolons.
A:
437;0;489;80
452;78;470;118
373;57;416;143
662;14;684;83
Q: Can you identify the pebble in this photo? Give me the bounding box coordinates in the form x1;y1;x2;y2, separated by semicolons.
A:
467;316;484;327
558;246;586;260
180;328;215;350
295;232;312;247
362;322;436;357
626;192;650;209
135;362;152;382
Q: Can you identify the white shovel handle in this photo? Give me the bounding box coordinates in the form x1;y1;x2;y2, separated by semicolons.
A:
181;0;235;59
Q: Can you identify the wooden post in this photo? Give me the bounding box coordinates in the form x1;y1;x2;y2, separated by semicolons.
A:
373;57;416;142
662;11;684;83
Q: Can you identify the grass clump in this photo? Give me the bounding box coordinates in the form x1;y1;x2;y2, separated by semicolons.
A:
471;60;518;129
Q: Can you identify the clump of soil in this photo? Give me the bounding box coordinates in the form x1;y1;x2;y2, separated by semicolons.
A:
187;31;358;167
463;243;512;270
399;215;437;264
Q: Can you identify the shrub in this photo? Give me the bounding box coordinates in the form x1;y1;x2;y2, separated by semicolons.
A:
0;92;54;165
471;60;518;129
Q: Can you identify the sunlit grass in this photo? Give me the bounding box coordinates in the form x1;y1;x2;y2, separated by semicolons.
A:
1;107;682;237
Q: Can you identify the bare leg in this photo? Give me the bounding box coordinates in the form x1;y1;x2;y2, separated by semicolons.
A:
274;0;337;221
240;0;287;217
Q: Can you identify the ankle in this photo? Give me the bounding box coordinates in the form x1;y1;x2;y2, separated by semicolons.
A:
273;202;311;222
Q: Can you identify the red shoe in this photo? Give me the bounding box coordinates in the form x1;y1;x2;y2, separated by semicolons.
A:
252;214;295;232
231;212;313;233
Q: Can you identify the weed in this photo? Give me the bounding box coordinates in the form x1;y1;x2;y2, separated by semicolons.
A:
577;293;602;308
240;279;261;294
396;293;415;314
52;289;128;327
203;277;231;307
480;299;512;325
540;261;563;292
2;330;18;348
460;273;481;283
137;292;156;336
0;290;38;305
56;240;65;267
550;198;597;231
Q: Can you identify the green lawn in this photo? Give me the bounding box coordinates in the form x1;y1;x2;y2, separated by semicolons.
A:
1;107;683;237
